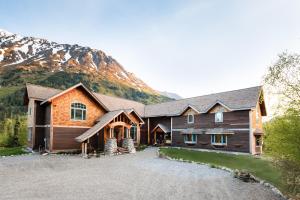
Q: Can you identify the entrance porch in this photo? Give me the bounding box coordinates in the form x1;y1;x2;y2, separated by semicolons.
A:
75;109;142;157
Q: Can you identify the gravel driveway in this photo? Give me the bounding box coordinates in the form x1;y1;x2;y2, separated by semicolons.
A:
0;148;283;200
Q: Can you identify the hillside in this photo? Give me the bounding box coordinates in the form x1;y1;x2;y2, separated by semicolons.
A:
0;29;171;118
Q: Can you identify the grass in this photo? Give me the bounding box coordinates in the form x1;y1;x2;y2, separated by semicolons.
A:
160;148;284;192
0;146;28;156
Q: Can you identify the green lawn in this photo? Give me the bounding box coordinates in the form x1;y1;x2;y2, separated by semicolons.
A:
160;148;284;192
0;147;28;156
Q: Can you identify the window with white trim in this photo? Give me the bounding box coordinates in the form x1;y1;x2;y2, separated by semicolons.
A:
130;124;137;141
71;103;86;120
184;134;197;144
187;114;194;124
215;112;223;123
211;134;227;145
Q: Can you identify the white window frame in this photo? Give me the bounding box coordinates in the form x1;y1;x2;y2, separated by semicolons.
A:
211;134;227;145
215;112;223;123
184;134;197;144
70;102;87;121
187;114;194;124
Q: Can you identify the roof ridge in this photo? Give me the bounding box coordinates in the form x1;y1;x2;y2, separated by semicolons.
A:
146;85;262;107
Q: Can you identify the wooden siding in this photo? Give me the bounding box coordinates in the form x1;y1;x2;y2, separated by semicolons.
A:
52;127;89;150
52;87;106;127
170;110;251;153
140;119;148;144
172;130;250;153
172;110;249;130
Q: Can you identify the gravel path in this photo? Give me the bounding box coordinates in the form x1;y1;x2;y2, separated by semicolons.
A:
0;148;283;200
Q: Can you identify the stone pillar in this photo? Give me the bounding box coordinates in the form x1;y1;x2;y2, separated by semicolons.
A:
122;138;136;153
105;138;117;155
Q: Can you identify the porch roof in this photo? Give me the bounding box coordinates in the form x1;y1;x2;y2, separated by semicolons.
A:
151;124;170;133
253;128;264;135
75;110;127;143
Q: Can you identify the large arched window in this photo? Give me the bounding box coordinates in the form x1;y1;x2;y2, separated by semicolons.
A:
71;103;86;120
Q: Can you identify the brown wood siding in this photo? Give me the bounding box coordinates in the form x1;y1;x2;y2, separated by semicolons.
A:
140;120;148;144
52;127;89;150
173;110;249;129
172;130;250;153
52;87;106;127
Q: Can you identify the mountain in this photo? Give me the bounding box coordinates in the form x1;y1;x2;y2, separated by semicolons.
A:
0;29;171;118
159;91;182;100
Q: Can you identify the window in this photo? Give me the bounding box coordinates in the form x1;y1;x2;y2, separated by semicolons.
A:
71;103;86;120
187;114;194;124
211;134;227;145
255;136;262;147
27;128;32;142
130;124;137;140
215;112;223;123
184;134;197;144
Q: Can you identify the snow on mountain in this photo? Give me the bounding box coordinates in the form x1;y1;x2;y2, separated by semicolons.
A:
0;29;157;94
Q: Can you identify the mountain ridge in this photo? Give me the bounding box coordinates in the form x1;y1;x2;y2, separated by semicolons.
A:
0;29;156;94
0;29;172;118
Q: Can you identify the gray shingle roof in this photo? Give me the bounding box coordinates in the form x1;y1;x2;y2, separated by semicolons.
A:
75;110;123;142
26;84;263;118
26;83;145;116
144;86;262;117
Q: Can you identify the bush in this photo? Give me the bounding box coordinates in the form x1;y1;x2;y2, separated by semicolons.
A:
264;109;300;197
0;116;27;147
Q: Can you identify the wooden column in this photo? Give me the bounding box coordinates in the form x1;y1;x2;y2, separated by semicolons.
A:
81;143;84;155
154;131;156;144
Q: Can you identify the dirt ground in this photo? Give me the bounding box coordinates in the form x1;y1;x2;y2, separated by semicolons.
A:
0;148;283;200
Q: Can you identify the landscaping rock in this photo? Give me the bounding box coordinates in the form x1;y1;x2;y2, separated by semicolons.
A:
234;170;258;183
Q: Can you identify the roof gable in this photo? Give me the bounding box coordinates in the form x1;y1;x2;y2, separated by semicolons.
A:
203;100;231;113
179;105;200;115
40;83;109;111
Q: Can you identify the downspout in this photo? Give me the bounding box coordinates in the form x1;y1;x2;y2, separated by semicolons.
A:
171;117;173;146
249;110;253;154
147;118;150;144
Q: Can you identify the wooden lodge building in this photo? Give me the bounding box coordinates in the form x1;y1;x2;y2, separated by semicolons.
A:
24;83;266;155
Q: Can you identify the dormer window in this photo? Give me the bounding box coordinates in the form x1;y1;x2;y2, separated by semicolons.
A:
187;114;194;124
71;103;86;120
215;112;223;123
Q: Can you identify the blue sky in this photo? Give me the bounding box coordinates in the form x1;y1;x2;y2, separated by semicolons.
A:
1;0;300;98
